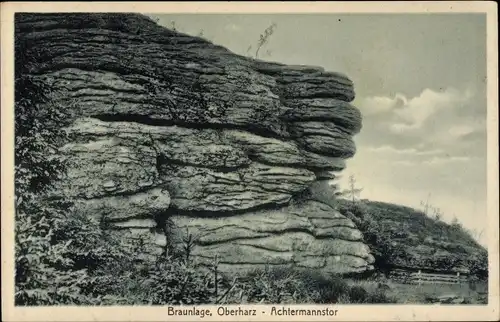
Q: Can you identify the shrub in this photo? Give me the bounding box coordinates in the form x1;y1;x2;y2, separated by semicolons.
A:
300;271;350;303
14;197;144;305
239;266;308;303
365;289;397;303
234;267;396;304
146;256;214;305
348;286;368;303
15;204;93;305
468;251;488;281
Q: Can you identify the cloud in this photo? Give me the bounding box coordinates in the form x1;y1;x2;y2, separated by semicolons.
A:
358;87;476;134
394;156;472;167
349;85;486;204
356;86;485;157
393;160;416;166
448;124;476;138
390;155;472;167
367;145;444;156
357;94;407;116
388;87;475;133
422;156;471;166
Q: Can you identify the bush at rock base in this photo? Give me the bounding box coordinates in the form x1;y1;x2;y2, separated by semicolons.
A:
16;202;397;305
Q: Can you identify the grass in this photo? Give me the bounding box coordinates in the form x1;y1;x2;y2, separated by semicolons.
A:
345;276;488;304
217;267;399;304
221;266;487;304
385;281;488;304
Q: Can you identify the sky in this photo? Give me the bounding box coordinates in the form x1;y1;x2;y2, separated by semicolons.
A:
148;13;488;245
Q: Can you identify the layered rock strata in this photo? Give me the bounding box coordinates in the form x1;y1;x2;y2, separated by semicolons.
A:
16;13;374;274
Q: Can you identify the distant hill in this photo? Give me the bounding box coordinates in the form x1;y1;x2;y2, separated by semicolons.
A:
336;199;488;278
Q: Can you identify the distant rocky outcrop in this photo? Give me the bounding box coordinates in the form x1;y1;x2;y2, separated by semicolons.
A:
16;13;373;274
337;199;487;276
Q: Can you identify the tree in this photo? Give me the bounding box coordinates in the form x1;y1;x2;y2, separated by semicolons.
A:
336;174;363;205
420;193;432;216
255;23;277;58
347;175;363;204
450;215;464;233
420;194;444;221
432;207;442;221
245;23;277;59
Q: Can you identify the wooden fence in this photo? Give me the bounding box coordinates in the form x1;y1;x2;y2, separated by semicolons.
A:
389;269;469;285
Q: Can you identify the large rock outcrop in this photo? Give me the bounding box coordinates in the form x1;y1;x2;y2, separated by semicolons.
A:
16;13;374;274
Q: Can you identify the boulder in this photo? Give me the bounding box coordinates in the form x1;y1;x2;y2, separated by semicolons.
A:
168;200;374;275
16;13;372;275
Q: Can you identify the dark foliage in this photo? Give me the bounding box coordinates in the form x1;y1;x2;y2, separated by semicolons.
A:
15;18;89;304
337;199;488;279
233;267;397;304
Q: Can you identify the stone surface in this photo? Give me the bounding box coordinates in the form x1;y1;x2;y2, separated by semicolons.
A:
17;13;372;275
75;187;171;221
167;200;374;275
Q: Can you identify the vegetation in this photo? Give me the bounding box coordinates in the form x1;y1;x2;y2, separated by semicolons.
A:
15;21;87;304
346;276;487;304
150;17;278;59
337;174;364;204
247;23;278;59
336;198;488;280
224;267;397;304
331;175;487;280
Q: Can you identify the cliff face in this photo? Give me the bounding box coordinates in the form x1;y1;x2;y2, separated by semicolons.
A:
16;13;374;274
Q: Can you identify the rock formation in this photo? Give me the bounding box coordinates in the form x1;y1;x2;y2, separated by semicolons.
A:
16;13;374;274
